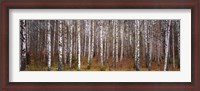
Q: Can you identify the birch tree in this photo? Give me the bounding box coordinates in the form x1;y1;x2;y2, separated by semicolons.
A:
77;20;81;70
69;20;73;69
115;20;119;66
86;20;91;65
164;20;171;71
100;20;104;69
58;20;63;71
63;21;68;65
112;20;115;63
144;20;149;67
91;20;95;62
20;20;26;71
120;20;124;62
52;20;56;61
134;20;140;71
47;20;51;71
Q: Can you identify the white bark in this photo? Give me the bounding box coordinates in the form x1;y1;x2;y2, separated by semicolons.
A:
134;20;140;71
77;20;81;70
164;20;171;71
86;20;91;64
69;20;73;69
47;20;51;71
112;20;115;63
91;20;95;61
120;20;124;62
115;20;119;63
84;30;87;56
20;20;26;70
52;20;56;59
144;20;148;67
58;20;63;71
64;21;68;65
100;20;104;68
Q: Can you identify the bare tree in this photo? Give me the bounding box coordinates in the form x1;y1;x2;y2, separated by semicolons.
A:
164;20;171;71
77;20;81;70
58;20;63;71
100;20;104;69
134;20;140;71
20;20;27;71
47;20;51;71
115;20;119;65
120;20;124;62
91;20;95;63
69;20;73;69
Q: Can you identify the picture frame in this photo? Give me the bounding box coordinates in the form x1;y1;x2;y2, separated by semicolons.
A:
0;0;199;91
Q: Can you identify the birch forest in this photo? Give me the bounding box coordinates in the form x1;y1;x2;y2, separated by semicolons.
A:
20;20;180;71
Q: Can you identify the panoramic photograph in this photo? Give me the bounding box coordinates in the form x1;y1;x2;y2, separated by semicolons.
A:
20;20;180;71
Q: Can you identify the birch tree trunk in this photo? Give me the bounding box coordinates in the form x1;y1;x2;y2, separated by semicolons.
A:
52;20;56;61
91;20;95;62
84;31;87;56
134;20;140;71
64;21;68;65
20;20;26;71
112;20;115;63
86;20;91;65
120;20;124;62
77;20;81;70
47;20;51;71
164;20;171;71
100;20;104;69
144;20;149;67
58;20;63;71
115;20;119;64
69;20;73;69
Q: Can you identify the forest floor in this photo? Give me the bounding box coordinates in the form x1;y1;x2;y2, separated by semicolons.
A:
25;55;180;71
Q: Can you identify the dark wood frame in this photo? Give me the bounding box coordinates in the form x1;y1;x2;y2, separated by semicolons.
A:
0;0;199;91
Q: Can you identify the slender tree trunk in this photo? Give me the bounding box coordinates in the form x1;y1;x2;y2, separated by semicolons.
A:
64;21;68;65
86;20;91;65
120;20;124;62
100;20;104;69
58;20;63;71
144;20;149;67
20;20;26;71
47;20;51;71
112;20;115;63
134;20;140;71
164;20;171;71
91;20;95;62
69;20;73;69
84;31;87;56
77;20;81;70
115;20;119;64
52;20;56;62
